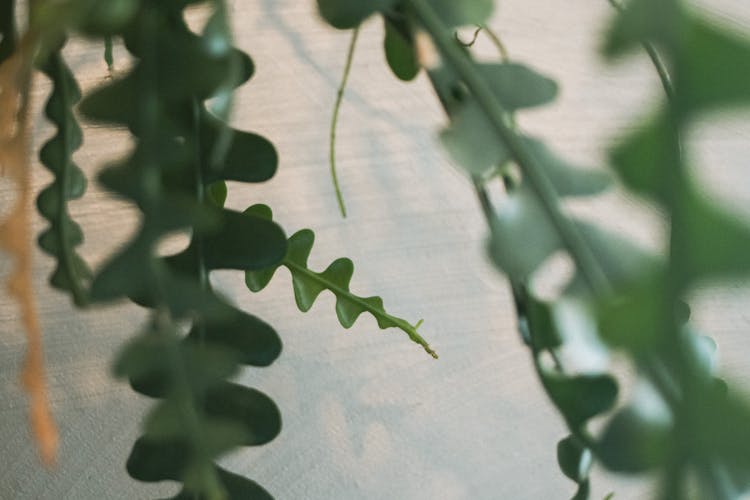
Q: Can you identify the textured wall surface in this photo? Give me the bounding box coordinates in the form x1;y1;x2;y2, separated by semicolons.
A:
1;1;750;499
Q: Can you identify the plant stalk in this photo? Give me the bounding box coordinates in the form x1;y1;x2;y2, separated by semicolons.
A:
329;25;361;218
409;0;612;297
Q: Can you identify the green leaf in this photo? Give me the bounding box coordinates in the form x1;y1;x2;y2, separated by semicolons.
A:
167;209;287;272
543;373;618;429
432;62;557;116
602;0;682;58
316;0;396;29
206;181;228;208
524;138;610;197
143;400;246;445
597;274;666;352
204;383;281;446
479;63;558;111
0;0;16;63
185;309;282;367
245;265;277;294
82;4;281;497
488;185;560;280
36;40;91;306
72;0;139;36
681;190;750;283
431;0;494;27
441;101;510;175
597;408;670;473
609;113;674;204
169;467;274;500
49;254;92;293
78;74;139;126
526;295;562;351
199;112;278;184
572;481;590;500
127;437;189;482
689;393;750;489
113;330;239;398
558;435;593;483
568;222;660;296
384;17;420;81
437;63;561;176
605;2;750;113
608;114;750;283
246;206;437;358
492;213;646;294
680;18;750;112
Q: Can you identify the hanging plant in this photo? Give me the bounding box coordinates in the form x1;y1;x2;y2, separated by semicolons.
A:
0;1;431;498
2;0;750;498
319;0;750;498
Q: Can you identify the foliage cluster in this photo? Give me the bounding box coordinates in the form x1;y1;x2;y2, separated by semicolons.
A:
1;0;750;498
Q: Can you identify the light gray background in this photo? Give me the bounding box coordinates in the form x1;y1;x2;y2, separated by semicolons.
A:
2;1;750;499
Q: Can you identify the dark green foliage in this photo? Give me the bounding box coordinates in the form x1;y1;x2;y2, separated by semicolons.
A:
602;3;750;492
7;0;750;497
557;435;592;499
42;1;432;496
383;15;420;81
0;0;16;63
558;435;591;483
77;2;286;497
429;0;494;27
596;408;670;473
317;0;750;497
168;467;274;500
544;374;618;429
36;40;91;306
245;205;437;358
317;0;396;29
73;0;140;36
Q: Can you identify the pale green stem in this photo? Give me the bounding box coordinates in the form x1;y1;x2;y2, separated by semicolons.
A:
329;26;360;218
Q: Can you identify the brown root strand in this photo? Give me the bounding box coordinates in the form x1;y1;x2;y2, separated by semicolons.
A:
0;39;59;466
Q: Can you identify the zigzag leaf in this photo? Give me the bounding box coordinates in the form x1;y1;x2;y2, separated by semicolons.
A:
245;204;437;359
78;2;285;497
36;39;91;306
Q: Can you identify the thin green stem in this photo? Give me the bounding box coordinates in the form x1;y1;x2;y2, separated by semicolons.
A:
410;0;612;296
455;25;482;47
480;24;509;62
329;25;360;218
